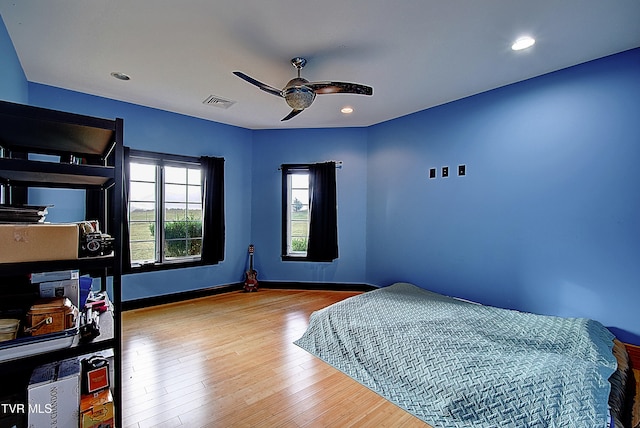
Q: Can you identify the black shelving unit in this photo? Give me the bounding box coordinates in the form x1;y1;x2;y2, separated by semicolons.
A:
0;100;123;427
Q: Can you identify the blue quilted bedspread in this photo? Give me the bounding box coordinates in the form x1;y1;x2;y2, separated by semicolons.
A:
294;283;617;428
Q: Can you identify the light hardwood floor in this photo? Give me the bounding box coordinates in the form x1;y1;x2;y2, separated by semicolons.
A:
122;288;430;428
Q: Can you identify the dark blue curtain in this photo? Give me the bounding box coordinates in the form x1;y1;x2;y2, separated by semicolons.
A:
200;156;225;264
307;161;338;262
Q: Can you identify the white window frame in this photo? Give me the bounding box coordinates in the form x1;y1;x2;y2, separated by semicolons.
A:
128;151;203;268
282;165;310;259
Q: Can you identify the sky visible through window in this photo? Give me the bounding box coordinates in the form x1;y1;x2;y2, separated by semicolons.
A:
129;163;201;211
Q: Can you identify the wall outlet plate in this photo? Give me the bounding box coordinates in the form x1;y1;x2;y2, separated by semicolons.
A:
458;164;466;176
429;168;437;179
442;166;449;177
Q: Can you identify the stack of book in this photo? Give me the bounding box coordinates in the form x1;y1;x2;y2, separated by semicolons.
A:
0;204;50;223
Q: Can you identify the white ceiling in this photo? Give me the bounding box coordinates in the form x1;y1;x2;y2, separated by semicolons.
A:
1;1;639;130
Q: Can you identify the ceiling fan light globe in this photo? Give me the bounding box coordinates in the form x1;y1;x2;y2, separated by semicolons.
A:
284;86;316;109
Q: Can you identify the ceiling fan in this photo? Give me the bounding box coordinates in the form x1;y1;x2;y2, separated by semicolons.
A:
233;57;373;121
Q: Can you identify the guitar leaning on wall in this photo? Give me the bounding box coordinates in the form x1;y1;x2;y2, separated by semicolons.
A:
244;244;259;292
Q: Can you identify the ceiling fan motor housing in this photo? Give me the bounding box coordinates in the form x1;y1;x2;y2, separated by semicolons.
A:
284;77;316;109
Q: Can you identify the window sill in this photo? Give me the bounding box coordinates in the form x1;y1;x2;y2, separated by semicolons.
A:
281;255;336;263
281;255;310;262
126;258;208;273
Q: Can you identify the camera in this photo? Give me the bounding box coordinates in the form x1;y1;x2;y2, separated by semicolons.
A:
78;221;114;257
80;232;114;257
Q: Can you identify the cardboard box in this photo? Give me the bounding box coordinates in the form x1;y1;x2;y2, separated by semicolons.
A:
80;389;114;428
0;224;78;263
39;278;80;308
27;358;80;428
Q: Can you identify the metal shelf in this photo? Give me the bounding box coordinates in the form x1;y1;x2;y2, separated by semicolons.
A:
0;157;115;188
0;101;116;157
0;100;123;428
0;254;115;277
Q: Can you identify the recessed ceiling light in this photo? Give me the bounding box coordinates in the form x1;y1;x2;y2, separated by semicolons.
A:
512;36;535;51
341;106;354;114
111;72;131;81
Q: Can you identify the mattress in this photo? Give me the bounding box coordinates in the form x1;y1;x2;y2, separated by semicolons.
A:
295;283;633;427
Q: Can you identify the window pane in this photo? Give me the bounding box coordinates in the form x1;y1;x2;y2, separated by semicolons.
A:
129;202;155;219
165;205;186;221
187;204;202;220
164;218;202;240
291;174;308;188
188;168;201;184
165;203;202;223
187;185;201;203
291;219;309;237
165;239;189;258
291;209;308;220
186;221;203;239
130;163;156;181
164;222;187;240
130;182;155;202
290;237;308;252
291;189;308;204
130;162;155;260
164;237;201;258
165;184;187;203
291;204;308;215
129;219;155;241
165;166;187;184
189;239;202;255
130;241;155;263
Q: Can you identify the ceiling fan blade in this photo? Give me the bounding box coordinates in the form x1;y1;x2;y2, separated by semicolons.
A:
233;71;283;97
306;81;373;96
281;109;304;121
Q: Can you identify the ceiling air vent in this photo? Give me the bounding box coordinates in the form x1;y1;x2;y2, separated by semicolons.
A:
202;95;236;109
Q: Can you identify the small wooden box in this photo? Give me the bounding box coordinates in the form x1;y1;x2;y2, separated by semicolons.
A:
26;298;77;336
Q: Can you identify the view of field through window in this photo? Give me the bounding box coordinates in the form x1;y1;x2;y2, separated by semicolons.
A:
129;161;202;264
289;173;309;255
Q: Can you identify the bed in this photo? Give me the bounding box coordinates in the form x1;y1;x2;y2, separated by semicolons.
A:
294;282;638;428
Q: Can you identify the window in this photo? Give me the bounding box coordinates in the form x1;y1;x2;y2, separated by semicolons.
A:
283;167;310;257
282;162;339;262
128;151;203;267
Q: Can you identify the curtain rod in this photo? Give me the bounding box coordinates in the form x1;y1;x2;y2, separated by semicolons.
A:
278;161;342;171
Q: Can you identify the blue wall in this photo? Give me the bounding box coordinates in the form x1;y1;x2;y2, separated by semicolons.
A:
0;15;27;103
27;83;254;301
251;128;368;284
366;48;640;344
